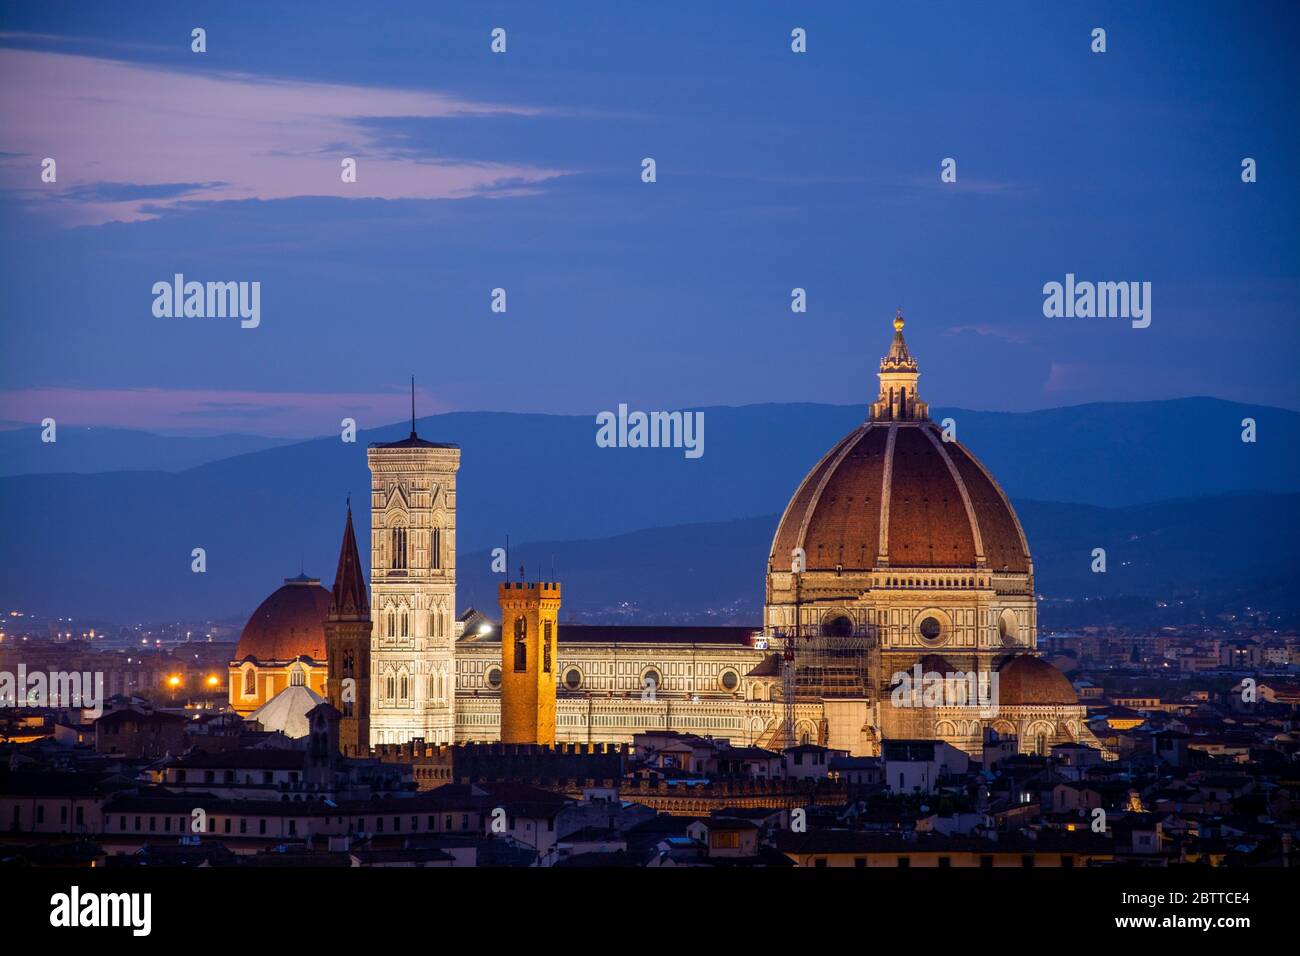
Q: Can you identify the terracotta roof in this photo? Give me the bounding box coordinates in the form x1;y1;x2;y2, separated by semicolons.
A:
368;430;457;450
997;655;1079;706
556;625;758;646
329;504;370;619
235;576;331;662
770;317;1030;576
770;421;1030;573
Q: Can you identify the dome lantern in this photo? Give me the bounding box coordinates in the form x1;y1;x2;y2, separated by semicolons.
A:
870;310;929;422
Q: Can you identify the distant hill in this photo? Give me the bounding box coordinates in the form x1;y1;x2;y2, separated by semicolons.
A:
461;493;1300;628
1;397;1296;621
0;424;294;475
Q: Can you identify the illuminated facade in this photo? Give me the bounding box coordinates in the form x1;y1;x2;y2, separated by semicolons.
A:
232;316;1093;758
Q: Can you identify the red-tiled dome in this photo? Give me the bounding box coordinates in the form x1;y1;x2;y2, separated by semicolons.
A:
770;314;1032;577
770;421;1030;573
996;655;1078;706
235;575;331;662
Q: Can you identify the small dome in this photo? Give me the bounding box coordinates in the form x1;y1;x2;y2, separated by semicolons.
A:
235;575;331;662
247;684;325;739
997;655;1078;706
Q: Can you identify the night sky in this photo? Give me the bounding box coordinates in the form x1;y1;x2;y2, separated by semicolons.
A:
1;1;1297;437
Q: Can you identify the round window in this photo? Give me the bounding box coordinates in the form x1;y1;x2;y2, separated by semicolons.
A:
721;670;739;691
564;668;582;691
918;616;943;643
642;669;662;691
485;667;502;690
822;616;853;637
998;611;1018;646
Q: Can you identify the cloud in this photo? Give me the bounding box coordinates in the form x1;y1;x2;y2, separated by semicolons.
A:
1043;362;1091;394
0;47;567;225
60;181;227;202
945;323;1028;345
0;386;447;437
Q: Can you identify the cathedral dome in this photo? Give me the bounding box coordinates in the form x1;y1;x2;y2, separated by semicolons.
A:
235;574;331;662
770;314;1030;574
996;654;1078;706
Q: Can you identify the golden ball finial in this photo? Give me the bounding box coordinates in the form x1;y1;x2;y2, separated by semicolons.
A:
893;309;905;333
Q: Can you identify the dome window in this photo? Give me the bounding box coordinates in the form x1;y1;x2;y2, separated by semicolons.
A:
918;616;943;644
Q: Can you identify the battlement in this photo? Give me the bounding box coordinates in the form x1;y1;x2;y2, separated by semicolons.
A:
499;581;562;598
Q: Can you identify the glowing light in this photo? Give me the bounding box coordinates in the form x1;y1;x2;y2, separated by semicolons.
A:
206;675;219;687
167;675;182;688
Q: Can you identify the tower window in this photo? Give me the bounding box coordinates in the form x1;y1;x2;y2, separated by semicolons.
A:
386;674;395;700
400;609;409;637
342;649;354;678
399;674;408;701
390;526;408;570
431;527;441;569
513;617;527;671
543;620;553;673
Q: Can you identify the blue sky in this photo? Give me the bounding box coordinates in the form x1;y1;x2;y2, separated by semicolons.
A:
0;0;1297;436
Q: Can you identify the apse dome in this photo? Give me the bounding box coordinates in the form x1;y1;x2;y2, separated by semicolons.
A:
996;654;1079;706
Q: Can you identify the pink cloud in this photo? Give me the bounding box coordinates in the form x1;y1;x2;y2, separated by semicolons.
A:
0;386;448;437
945;323;1029;345
0;47;567;225
1043;362;1091;394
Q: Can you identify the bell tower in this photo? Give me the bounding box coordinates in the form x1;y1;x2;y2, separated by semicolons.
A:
367;383;461;746
325;502;371;757
498;580;562;745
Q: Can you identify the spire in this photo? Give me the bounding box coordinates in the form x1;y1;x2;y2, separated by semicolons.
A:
869;311;929;422
329;502;370;620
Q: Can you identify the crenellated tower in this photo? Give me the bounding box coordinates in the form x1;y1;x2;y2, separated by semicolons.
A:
498;580;562;745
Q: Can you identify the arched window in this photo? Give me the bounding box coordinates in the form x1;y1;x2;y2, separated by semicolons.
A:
399;674;408;700
513;616;527;671
386;674;395;700
400;609;409;637
386;609;396;638
290;666;305;687
243;668;256;695
342;649;354;678
431;527;441;570
390;526;407;570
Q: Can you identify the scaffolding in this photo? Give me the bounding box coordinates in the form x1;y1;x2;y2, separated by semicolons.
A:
770;583;873;748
